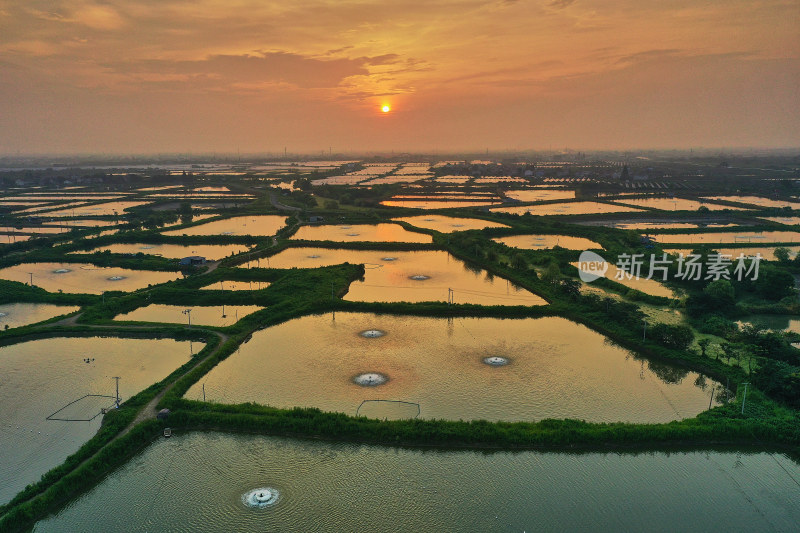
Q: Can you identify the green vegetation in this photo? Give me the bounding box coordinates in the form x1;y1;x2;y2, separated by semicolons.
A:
3;164;800;530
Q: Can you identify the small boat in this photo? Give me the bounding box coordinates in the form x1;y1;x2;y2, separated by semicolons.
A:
163;428;172;438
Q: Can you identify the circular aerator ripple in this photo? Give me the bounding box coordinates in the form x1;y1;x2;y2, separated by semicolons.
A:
409;275;430;281
242;487;280;508
353;372;388;386
53;268;72;274
107;276;125;281
381;257;397;262
360;329;386;338
483;356;509;367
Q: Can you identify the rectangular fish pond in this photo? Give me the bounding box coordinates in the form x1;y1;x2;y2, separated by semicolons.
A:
243;248;546;306
33;432;800;533
187;313;722;424
0;336;200;504
0;263;180;294
113;304;263;327
0;303;80;330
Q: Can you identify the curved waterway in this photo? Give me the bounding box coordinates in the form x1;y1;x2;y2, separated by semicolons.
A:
187;313;721;423
33;433;800;532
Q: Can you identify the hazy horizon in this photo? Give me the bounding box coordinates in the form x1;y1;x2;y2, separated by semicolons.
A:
1;1;798;154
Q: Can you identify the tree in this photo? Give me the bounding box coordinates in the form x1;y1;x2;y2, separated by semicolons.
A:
511;254;527;270
703;279;735;307
649;323;694;350
558;279;581;299
698;338;711;358
178;202;193;224
294;178;312;191
774;247;791;264
720;342;738;364
541;262;561;283
753;265;794;300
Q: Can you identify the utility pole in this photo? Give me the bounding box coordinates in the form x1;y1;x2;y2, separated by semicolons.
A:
112;376;121;408
28;272;33;286
202;383;206;402
741;382;750;415
182;308;192;328
642;321;647;341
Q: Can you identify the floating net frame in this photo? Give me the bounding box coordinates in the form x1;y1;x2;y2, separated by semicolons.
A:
356;399;421;419
46;394;117;422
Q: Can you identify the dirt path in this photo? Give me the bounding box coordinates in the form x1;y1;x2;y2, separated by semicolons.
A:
122;330;228;435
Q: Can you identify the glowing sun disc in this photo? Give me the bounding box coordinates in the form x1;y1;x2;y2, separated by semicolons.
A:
381;105;391;113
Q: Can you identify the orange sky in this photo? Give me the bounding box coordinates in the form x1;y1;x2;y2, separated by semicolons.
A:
0;0;798;154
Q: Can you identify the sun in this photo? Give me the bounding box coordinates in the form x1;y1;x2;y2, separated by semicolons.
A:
381;104;391;113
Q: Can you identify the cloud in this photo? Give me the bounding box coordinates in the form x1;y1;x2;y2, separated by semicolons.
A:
110;51;403;89
547;0;575;9
29;2;125;30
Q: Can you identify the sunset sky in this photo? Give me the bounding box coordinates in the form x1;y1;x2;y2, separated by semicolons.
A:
1;0;798;154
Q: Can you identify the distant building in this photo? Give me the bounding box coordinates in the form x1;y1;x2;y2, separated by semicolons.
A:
179;256;206;266
309;216;324;223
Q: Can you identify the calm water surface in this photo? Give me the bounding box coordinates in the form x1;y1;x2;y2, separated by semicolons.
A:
199;280;271;291
161;215;286;237
393;215;509;233
0;336;198;504
493;201;643;216
615;198;749;211
504;189;576;202
0;262;180;293
291;223;432;243
34;432;800;532
572;262;677;298
187;313;720;423
114;304;263;327
72;243;252;260
250;248;545;305
0;303;80;329
40;201;150;217
655;231;800;244
703;196;800;209
495;234;602;250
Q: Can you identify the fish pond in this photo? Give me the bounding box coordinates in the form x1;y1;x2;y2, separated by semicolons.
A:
0;263;180;294
0;303;80;329
249;248;546;305
72;243;252;260
161;215;287;237
114;304;263;327
495;234;602;250
393;215;509;233
34;434;800;532
493;201;643;216
187;313;720;423
0;336;198;504
291;223;432;243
